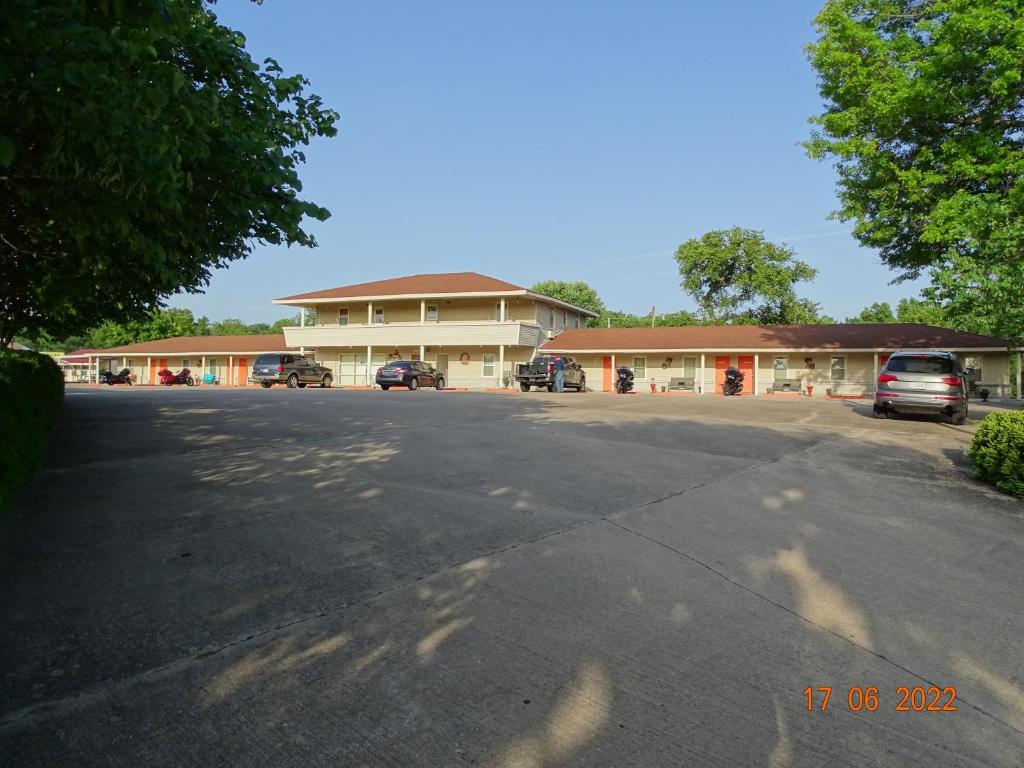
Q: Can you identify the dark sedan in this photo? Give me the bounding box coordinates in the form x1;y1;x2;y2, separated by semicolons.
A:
375;361;445;390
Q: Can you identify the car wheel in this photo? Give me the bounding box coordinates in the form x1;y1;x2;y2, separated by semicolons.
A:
436;377;445;390
321;373;333;388
578;376;586;392
408;377;419;390
519;382;530;392
381;385;390;390
547;384;554;392
951;404;967;425
872;405;888;419
260;381;272;389
287;374;299;389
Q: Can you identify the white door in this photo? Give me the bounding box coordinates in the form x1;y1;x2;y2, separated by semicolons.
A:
435;354;449;381
340;354;357;385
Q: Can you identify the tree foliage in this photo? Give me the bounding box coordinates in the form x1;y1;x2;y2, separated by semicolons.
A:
0;0;338;345
674;227;822;324
530;281;606;316
806;0;1024;343
846;301;896;324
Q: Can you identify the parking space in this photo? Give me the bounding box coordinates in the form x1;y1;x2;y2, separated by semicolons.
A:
2;387;1022;766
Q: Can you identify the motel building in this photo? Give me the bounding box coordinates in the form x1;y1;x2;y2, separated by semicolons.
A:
76;271;1022;398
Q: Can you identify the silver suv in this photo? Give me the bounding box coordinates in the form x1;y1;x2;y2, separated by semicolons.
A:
873;351;968;424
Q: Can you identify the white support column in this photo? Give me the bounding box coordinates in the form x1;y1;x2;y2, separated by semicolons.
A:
753;353;759;396
420;300;426;324
699;354;705;394
419;344;425;362
498;345;505;386
88;356;93;384
201;356;206;385
873;352;879;394
228;355;233;386
610;354;616;392
366;345;372;386
122;356;127;372
500;297;506;322
1017;350;1022;400
146;356;151;385
367;302;373;325
300;307;306;327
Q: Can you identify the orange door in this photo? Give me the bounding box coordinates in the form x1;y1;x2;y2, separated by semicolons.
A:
714;356;731;394
602;356;612;392
237;358;247;387
157;358;168;384
738;355;754;394
149;359;158;384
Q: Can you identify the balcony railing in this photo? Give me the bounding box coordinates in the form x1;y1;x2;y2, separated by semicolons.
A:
283;320;547;349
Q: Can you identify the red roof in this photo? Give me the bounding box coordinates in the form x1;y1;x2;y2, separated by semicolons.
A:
93;335;290;355
541;324;1010;351
276;272;526;302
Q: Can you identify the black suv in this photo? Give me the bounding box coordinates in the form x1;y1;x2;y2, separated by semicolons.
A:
252;353;333;389
375;361;445;390
515;355;586;392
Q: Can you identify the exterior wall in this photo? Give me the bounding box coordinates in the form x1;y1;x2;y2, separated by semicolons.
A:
308;345;535;388
311;297;540;326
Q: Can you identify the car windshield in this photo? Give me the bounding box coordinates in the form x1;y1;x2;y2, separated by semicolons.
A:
886;356;954;374
386;362;412;369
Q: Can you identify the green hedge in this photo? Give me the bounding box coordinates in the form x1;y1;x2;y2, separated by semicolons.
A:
967;411;1024;499
0;350;65;514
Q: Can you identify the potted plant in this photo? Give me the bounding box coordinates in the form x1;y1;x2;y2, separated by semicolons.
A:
979;387;990;402
805;377;814;397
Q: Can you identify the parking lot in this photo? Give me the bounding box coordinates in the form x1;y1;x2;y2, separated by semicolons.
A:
2;386;1023;766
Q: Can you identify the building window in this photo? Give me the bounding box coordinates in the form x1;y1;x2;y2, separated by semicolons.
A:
338;308;349;326
182;359;190;369
633;357;647;379
125;359;133;369
374;307;384;324
426;305;438;322
561;310;567;328
830;356;846;381
548;307;555;327
773;356;788;382
575;315;581;329
483;353;496;377
683;356;697;378
207;358;218;373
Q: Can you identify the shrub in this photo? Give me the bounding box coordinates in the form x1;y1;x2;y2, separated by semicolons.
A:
967;412;1024;499
0;350;65;514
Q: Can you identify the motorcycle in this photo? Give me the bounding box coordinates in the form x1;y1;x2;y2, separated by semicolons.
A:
158;368;195;386
722;367;744;396
615;366;635;394
99;368;133;386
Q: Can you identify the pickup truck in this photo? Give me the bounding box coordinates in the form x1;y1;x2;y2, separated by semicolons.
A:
515;355;587;392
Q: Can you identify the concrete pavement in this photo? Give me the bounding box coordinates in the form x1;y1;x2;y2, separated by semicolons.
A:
2;387;1022;766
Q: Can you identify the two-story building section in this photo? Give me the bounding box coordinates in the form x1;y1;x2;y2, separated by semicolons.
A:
273;272;599;388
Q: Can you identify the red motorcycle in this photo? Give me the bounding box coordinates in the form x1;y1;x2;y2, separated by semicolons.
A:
158;368;195;386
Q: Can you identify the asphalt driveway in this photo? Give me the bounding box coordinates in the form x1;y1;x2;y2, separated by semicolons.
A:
2;387;1023;766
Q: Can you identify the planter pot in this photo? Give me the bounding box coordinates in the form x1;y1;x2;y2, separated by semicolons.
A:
806;385;814;397
650;383;657;393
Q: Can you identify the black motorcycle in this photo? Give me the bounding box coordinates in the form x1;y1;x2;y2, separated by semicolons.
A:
722;367;744;396
99;368;133;386
615;366;635;394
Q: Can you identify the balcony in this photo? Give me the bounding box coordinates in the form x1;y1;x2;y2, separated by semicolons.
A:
282;320;547;349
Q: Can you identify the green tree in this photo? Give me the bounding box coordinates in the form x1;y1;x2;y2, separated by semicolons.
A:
211;318;252;336
806;1;1024;342
846;302;896;324
674;227;819;323
530;281;607;318
895;297;947;327
0;0;338;346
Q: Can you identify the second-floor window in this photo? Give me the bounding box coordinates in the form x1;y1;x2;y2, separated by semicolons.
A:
495;302;504;322
338;308;349;326
548;307;555;327
426;305;438;322
374;307;384;324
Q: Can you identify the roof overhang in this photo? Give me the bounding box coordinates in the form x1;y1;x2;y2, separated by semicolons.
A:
541;346;1020;354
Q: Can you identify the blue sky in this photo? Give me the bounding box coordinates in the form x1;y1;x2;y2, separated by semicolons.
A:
171;0;927;323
